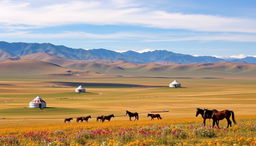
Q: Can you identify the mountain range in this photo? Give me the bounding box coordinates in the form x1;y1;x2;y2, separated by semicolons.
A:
1;41;255;64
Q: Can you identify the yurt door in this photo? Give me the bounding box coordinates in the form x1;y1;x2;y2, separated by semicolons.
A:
39;103;42;109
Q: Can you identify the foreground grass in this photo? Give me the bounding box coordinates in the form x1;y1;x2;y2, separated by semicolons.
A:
0;117;255;145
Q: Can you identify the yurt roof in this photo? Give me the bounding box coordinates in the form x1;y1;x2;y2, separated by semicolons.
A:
171;80;180;85
77;85;84;89
30;96;46;103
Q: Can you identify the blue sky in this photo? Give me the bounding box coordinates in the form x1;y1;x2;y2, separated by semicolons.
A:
0;0;256;57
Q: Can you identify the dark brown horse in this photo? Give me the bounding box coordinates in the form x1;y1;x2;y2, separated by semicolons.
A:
64;118;73;123
147;113;162;120
76;115;92;122
76;117;84;122
103;114;115;122
210;110;236;128
83;115;92;122
96;115;105;122
196;108;218;126
126;110;139;121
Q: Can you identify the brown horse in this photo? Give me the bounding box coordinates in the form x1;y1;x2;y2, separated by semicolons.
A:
64;118;73;123
211;110;236;128
83;115;92;122
196;108;218;126
76;117;84;122
103;114;115;122
76;115;92;122
96;115;105;122
126;110;139;121
147;113;162;120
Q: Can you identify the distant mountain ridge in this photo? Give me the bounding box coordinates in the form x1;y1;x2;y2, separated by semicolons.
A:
0;41;255;64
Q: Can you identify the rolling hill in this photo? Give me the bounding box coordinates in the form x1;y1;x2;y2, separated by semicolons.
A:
1;53;256;78
0;59;102;78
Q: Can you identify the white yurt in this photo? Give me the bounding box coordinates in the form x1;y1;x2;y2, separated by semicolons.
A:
75;85;86;93
169;80;181;88
29;96;46;108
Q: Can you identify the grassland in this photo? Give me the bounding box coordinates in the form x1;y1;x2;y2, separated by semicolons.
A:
0;77;255;145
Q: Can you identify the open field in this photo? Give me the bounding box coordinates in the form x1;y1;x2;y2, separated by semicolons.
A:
0;77;255;122
0;77;255;145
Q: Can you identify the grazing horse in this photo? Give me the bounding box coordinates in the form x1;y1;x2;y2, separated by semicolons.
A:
196;108;218;126
103;114;115;122
126;110;139;121
96;115;105;122
83;115;92;122
147;113;162;120
76;117;84;122
64;118;73;123
211;110;236;128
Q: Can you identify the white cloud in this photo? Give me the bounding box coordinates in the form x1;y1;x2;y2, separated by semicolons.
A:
144;34;256;42
0;0;256;33
0;31;150;39
230;54;256;59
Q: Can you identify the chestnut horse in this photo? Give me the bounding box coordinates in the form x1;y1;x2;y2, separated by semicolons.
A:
147;113;162;120
64;118;73;123
196;108;218;126
211;110;236;128
126;110;139;121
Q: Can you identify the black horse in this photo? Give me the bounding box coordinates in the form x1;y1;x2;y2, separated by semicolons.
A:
147;113;162;120
126;110;139;121
83;115;92;122
103;114;115;122
96;115;105;122
196;108;218;126
64;118;73;123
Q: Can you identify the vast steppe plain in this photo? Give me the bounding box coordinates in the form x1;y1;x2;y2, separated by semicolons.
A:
0;60;255;145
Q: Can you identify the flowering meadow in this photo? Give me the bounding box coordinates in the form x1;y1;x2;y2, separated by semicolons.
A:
0;117;255;146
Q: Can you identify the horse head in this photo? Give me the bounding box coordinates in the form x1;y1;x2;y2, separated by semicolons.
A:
196;108;203;117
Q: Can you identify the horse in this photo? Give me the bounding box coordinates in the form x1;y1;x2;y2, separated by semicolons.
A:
210;110;236;128
126;110;139;121
83;115;91;122
64;118;73;123
96;115;105;122
103;114;114;122
147;113;162;120
196;108;218;126
76;117;84;122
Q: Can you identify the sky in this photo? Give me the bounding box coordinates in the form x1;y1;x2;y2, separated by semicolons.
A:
0;0;256;57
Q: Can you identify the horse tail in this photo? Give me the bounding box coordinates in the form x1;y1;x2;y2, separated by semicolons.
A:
230;111;236;124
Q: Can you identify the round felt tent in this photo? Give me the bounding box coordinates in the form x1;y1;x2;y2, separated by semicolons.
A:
169;80;181;88
29;96;46;108
75;85;86;93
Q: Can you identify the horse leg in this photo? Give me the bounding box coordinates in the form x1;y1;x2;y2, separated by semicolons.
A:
212;119;215;128
203;118;206;126
216;120;220;129
129;117;131;121
226;118;231;128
